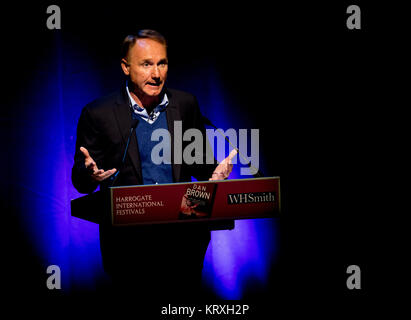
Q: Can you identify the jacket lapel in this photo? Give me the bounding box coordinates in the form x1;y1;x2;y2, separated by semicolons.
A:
113;88;142;183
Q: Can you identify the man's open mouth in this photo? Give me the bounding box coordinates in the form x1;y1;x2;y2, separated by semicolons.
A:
147;82;161;87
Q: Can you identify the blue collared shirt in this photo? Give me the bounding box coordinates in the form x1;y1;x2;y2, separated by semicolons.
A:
126;82;169;124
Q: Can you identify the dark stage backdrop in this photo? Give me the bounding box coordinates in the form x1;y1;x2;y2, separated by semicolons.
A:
1;0;406;316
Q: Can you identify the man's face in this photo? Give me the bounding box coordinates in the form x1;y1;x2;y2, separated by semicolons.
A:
122;38;168;98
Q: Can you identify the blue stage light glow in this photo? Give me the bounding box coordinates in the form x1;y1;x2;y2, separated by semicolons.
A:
203;219;278;299
17;34;278;297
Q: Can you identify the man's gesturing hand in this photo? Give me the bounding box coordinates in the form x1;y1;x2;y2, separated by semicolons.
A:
209;149;237;181
80;147;117;182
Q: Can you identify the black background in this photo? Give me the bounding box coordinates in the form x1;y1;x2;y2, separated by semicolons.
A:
0;1;407;317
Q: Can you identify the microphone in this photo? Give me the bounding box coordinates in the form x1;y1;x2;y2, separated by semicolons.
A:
202;116;264;178
110;119;139;186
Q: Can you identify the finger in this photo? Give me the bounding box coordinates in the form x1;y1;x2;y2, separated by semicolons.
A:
86;160;97;169
86;162;98;175
210;172;225;181
80;147;97;170
105;168;117;176
226;163;233;173
96;168;117;181
228;149;238;162
98;171;115;181
91;171;105;182
220;172;228;179
219;170;230;179
80;146;91;159
93;169;104;176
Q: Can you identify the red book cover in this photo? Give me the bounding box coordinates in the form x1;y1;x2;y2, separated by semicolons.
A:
179;182;217;219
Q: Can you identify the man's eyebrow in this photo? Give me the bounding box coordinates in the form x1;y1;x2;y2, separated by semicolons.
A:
139;58;168;64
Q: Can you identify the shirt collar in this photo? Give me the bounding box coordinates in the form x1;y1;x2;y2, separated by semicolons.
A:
126;82;168;116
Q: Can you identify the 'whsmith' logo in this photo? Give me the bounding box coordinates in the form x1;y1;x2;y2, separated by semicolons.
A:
227;192;275;204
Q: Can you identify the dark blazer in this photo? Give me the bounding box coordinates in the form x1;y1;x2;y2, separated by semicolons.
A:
71;86;216;290
72;86;216;194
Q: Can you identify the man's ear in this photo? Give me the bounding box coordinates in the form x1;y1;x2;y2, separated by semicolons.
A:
121;59;130;75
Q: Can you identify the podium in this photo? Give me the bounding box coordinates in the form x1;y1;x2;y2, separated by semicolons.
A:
71;177;280;230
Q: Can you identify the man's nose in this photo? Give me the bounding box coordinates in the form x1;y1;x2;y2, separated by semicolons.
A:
151;65;160;78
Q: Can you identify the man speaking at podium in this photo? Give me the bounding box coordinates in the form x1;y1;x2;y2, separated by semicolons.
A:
72;30;233;297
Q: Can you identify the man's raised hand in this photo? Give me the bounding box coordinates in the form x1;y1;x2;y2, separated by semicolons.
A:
209;149;237;181
79;146;117;182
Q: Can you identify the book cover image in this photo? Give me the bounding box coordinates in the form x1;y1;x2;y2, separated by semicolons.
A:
179;183;217;219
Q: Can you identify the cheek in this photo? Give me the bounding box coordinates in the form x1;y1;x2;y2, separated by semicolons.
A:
131;70;147;82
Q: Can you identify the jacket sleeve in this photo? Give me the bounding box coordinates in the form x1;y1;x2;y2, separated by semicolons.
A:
71;106;105;194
